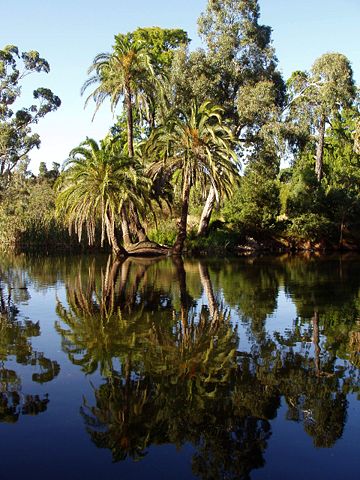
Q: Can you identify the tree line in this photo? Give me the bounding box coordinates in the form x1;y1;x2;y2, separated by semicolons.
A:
1;0;360;255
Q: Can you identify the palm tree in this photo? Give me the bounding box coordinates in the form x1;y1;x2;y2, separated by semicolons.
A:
146;101;238;254
55;138;150;257
82;34;155;158
82;35;159;242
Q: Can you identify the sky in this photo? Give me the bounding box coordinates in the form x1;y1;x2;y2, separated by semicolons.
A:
1;0;359;173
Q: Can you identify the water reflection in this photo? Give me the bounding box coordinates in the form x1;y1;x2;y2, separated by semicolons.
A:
0;268;60;423
56;257;271;477
1;253;359;478
55;255;358;476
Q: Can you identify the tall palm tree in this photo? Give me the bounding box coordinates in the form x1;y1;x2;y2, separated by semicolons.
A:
82;34;155;158
55;138;150;257
146;101;238;254
82;35;158;242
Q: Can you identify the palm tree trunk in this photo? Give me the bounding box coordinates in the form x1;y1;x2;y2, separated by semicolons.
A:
121;207;132;247
197;186;216;236
315;115;326;182
130;204;148;242
103;257;121;310
125;88;134;158
198;262;217;320
105;212;127;258
172;256;189;343
172;176;191;255
123;83;148;243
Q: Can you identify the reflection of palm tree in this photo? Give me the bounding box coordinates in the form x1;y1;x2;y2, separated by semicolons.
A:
55;258;153;376
62;256;244;469
56;257;172;460
56;256;170;375
81;373;154;462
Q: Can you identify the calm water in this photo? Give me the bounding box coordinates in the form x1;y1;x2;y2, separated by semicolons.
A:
0;253;359;479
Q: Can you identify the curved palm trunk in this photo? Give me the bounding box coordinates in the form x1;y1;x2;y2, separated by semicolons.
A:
121;207;132;247
105;211;127;258
172;177;191;255
315;115;326;182
131;205;149;242
197;187;216;237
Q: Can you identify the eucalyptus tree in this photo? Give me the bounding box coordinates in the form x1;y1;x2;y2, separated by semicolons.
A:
353;119;360;154
197;0;284;125
0;45;61;190
146;101;238;254
286;53;356;182
170;0;285;235
55;138;150;257
323;109;360;246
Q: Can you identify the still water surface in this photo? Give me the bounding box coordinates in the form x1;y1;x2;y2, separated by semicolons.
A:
0;254;359;479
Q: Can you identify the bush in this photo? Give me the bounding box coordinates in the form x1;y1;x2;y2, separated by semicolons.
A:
185;226;239;253
147;221;177;246
287;213;334;243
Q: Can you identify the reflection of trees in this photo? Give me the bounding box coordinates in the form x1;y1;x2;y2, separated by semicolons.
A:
211;255;359;450
261;320;356;448
57;257;274;479
216;257;282;341
55;257;169;376
54;254;360;476
0;279;60;423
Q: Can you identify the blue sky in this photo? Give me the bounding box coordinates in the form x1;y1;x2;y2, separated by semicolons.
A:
1;0;359;172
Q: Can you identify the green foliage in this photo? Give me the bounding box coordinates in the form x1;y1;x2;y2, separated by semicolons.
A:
132;27;189;74
0;167;69;249
185;226;239;253
147;221;177;246
280;108;360;246
197;0;284;124
286;213;333;243
323;109;360;227
223;158;280;236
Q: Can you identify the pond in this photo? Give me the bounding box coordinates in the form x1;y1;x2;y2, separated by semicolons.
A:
0;253;359;479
